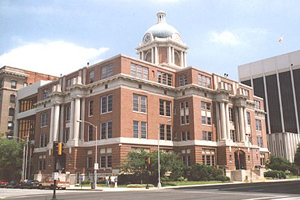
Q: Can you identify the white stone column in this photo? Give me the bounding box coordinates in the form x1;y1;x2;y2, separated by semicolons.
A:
155;46;158;65
244;108;248;136
215;102;221;141
184;52;187;68
239;107;245;142
60;104;64;142
180;51;184;67
80;98;85;140
73;98;81;145
49;106;55;144
53;104;60;142
234;107;240;142
151;47;154;64
168;47;171;64
225;103;230;140
69;99;74;141
141;51;144;61
220;102;226;140
172;47;175;64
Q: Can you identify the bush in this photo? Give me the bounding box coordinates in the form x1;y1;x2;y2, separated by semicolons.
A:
215;175;230;182
264;170;286;179
188;164;224;181
81;180;91;185
177;177;187;181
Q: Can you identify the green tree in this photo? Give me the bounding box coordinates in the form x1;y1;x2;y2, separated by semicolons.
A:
119;150;184;183
266;156;298;174
0;139;23;180
294;143;300;170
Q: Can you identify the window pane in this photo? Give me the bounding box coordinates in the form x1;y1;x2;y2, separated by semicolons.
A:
160;124;165;140
166;125;171;140
166;101;171;116
137;66;142;78
108;65;114;77
101;96;107;113
133;94;139;112
107;156;112;168
159;100;164;115
108;95;113;112
101;123;106;139
131;64;136;77
107;122;112;138
140;96;147;113
100;156;106;168
168;74;172;86
133;121;139;138
143;67;148;80
157;72;162;83
101;66;107;79
141;122;147;139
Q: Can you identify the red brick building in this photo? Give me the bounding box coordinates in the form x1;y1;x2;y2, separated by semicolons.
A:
18;11;268;183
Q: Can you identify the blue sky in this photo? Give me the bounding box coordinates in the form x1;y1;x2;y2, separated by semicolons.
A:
0;0;299;80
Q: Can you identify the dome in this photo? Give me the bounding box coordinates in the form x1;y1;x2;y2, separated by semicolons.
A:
143;11;182;43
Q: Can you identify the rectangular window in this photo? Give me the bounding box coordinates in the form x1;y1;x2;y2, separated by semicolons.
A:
10;94;15;103
89;70;95;83
133;94;147;113
229;108;234;122
201;102;211;125
159;99;171;116
66;106;70;121
88;125;93;141
87;157;92;168
202;155;205;164
131;63;148;80
202;131;207;140
107;156;112;168
257;136;263;147
160;124;165;140
182;131;190;141
42;89;50;100
101;65;114;79
206;155;211;166
141;122;147;139
157;71;172;86
9;108;14;116
247;112;251;125
256;119;262;131
89;100;93;116
180;101;189;125
101;95;113;113
41;112;49;127
107;121;112;138
166;125;171;140
66;78;72;87
100;156;106;168
230;130;235;142
212;156;215;166
208;132;212;141
101;123;106;139
198;74;211;88
133;121;139;138
179;74;188;86
11;80;17;89
64;128;69;143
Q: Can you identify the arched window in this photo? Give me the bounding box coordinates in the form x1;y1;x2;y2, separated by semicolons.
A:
174;51;181;66
144;51;152;63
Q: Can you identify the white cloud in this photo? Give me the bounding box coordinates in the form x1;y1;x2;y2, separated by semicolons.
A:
0;41;109;76
210;30;243;46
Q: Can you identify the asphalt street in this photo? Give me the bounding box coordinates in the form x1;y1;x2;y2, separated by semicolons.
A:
1;180;300;200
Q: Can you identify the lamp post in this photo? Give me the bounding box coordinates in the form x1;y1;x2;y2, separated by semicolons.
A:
8;135;28;180
157;119;171;188
247;133;253;183
77;120;98;189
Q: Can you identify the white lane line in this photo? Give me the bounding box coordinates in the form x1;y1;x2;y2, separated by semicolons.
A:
243;196;289;200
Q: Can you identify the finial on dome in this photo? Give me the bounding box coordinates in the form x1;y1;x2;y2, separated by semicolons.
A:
157;11;166;23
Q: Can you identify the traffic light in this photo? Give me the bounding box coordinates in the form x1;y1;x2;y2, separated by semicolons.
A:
145;157;151;169
53;142;63;156
58;142;63;156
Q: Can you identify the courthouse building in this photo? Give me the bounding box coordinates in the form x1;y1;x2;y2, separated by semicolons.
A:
239;50;300;162
16;11;269;183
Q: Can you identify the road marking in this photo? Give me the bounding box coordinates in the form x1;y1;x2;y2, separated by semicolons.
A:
243;196;290;200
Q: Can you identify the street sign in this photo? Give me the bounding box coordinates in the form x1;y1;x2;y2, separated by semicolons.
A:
94;163;99;170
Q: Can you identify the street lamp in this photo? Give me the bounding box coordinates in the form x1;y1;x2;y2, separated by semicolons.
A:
157;119;171;188
8;135;29;180
246;133;253;183
77;120;98;189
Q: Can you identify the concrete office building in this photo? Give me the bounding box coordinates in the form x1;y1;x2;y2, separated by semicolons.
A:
17;11;269;183
0;66;57;139
239;50;300;162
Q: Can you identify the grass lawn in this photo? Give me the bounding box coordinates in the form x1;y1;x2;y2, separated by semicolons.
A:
162;181;222;187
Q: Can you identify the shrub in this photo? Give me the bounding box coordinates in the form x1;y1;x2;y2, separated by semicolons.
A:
264;170;286;179
81;180;91;185
177;177;187;181
215;175;230;182
188;164;224;181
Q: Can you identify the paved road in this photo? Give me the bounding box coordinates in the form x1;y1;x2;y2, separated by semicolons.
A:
1;180;300;200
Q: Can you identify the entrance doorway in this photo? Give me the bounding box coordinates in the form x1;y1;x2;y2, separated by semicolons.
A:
234;150;246;170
